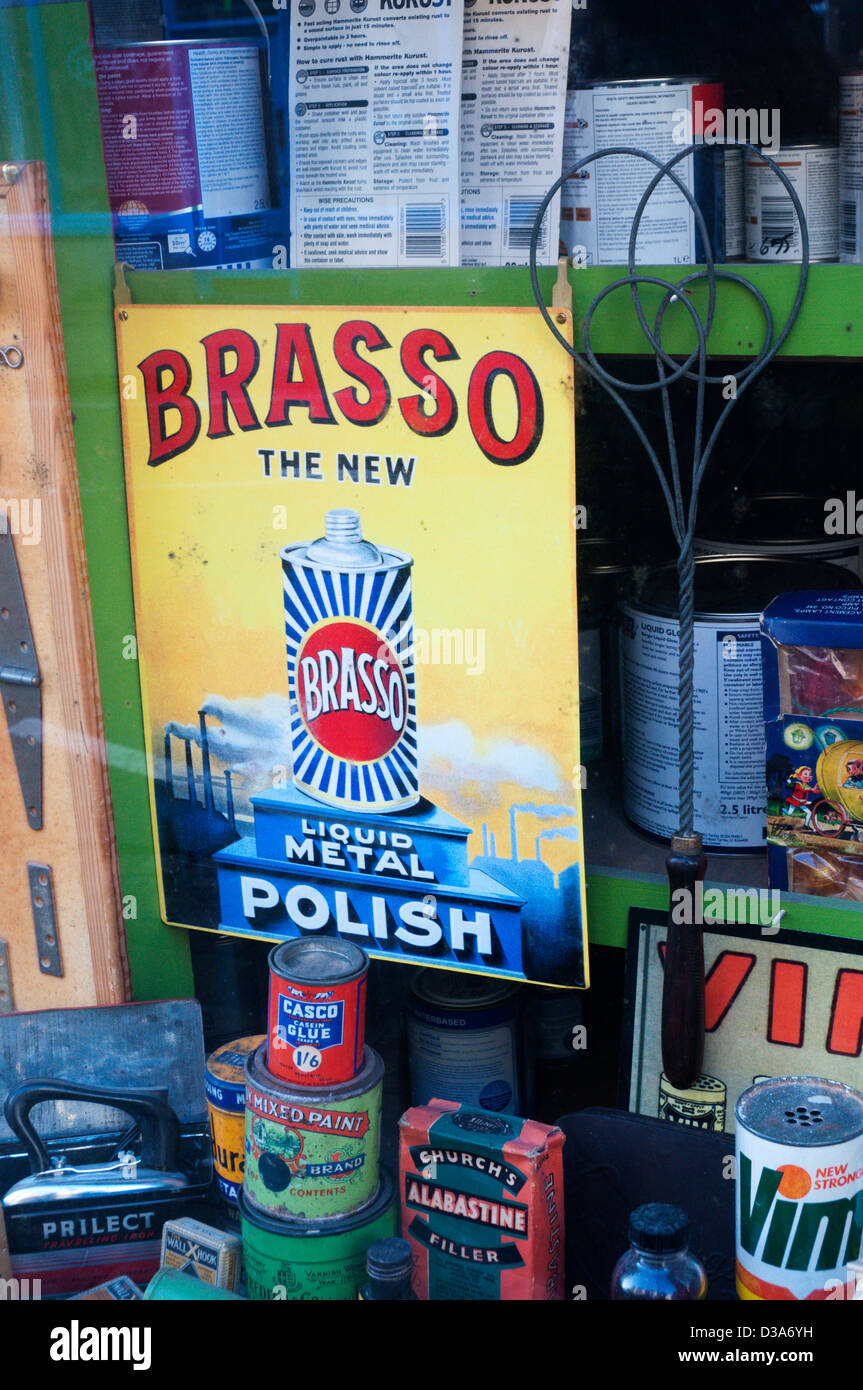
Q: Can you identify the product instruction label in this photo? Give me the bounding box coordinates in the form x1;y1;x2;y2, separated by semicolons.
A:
559;80;723;265
745;147;838;262
619;608;766;848
289;0;464;266
460;0;570;266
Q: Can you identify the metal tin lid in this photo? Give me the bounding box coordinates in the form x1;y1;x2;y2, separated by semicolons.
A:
205;1035;265;1113
744;144;838;158
245;1040;383;1103
238;1165;394;1241
584;75;719;89
627;555;859;622
696;494;856;553
736;1076;863;1146
410;968;520;1011
268;938;368;987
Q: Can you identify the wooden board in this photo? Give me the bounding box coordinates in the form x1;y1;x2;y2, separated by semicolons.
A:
0;162;129;1009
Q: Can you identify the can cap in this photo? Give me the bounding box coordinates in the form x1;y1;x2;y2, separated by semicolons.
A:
629;1203;689;1254
365;1236;413;1282
305;509;383;568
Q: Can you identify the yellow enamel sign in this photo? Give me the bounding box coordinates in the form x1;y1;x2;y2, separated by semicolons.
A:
116;303;587;987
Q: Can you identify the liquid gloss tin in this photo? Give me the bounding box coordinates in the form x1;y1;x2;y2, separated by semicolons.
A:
267;938;368;1086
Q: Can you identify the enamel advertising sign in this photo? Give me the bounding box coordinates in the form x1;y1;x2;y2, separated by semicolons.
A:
115;304;587;987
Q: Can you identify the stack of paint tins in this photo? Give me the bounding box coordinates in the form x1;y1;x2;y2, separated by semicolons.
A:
239;939;396;1299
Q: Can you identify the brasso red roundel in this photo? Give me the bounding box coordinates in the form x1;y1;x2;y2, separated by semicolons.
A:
281;509;418;813
296;619;408;762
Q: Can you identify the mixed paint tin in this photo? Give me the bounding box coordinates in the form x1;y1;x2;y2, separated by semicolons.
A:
406;969;522;1113
735;1076;863;1300
244;1041;383;1223
267;938;368;1087
240;1167;396;1301
205;1034;264;1210
744;144;839;262
619;556;859;850
281;508;418;814
95;40;277;271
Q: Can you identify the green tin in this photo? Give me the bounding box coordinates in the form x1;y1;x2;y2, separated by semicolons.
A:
142;1268;243;1301
244;1042;383;1221
240;1167;396;1300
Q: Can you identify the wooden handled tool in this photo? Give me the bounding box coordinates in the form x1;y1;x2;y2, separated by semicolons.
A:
661;832;707;1090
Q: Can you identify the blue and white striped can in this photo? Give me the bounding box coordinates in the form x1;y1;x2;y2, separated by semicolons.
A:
281;510;418;813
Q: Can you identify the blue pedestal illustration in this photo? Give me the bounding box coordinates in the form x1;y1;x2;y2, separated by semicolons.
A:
213;782;584;984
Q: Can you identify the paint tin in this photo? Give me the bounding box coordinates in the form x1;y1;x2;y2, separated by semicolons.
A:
658;1072;727;1131
244;1042;383;1222
281;508;417;814
735;1076;863;1301
240;1166;396;1300
839;72;863;261
619;557;859;850
559;76;729;265
577;537;633;763
695;493;863;576
142;1267;243;1300
267;938;368;1086
744;145;838;262
94;40;277;271
205;1034;264;1210
406;969;522;1113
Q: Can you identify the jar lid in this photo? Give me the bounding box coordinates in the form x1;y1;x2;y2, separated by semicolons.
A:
365;1236;413;1282
629;1202;689;1254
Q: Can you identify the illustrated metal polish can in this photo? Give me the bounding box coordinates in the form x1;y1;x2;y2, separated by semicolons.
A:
281;509;418;813
267;938;368;1087
735;1076;863;1300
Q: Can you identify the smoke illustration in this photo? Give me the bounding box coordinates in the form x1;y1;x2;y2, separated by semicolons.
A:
419;721;564;818
535;825;580;860
161;693;295;786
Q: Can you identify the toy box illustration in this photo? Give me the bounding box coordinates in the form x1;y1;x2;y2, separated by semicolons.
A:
115;304;587;987
762;590;863;895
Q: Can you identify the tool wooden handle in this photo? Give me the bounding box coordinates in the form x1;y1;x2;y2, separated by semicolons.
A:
661;834;707;1090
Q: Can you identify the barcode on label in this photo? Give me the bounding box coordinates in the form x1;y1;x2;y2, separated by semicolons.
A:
842;199;857;256
760;195;796;250
403;203;445;259
507;197;547;252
